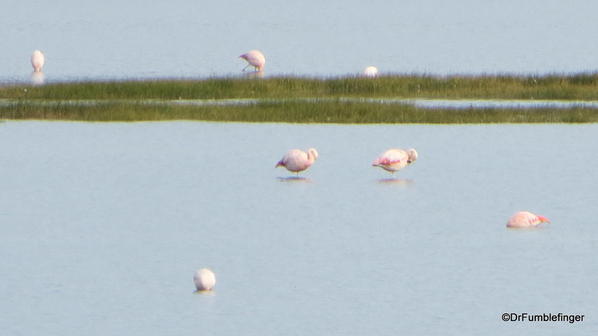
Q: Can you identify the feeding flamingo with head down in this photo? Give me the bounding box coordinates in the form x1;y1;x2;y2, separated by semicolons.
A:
507;211;550;228
239;50;265;72
275;148;318;174
372;148;418;173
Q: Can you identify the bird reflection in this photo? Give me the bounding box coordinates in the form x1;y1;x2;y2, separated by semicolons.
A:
244;70;264;79
30;71;45;85
193;289;216;296
277;176;312;183
377;178;414;186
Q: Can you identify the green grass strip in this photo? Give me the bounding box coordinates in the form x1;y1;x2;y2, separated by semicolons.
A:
2;100;597;123
1;75;598;123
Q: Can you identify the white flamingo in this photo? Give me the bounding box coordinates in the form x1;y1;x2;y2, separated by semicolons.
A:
239;50;265;72
194;268;216;291
507;211;550;228
275;148;318;174
31;50;45;72
372;148;418;173
363;66;378;77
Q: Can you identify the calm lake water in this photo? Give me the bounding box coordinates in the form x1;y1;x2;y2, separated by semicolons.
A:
2;0;598;82
0;121;596;335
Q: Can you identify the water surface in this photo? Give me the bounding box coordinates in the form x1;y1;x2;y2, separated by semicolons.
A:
2;0;598;82
0;121;596;335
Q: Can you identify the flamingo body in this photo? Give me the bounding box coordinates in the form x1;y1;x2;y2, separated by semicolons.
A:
276;148;318;173
194;268;216;291
239;50;265;72
372;148;418;173
31;50;45;72
363;66;378;77
507;211;550;228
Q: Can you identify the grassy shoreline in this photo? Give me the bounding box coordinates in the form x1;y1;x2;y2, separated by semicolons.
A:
2;75;598;123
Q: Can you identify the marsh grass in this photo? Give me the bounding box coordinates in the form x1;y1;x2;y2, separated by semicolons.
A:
1;74;598;123
2;100;597;123
2;74;598;100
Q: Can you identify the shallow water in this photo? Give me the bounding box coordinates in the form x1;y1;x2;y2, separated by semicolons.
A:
2;0;598;82
5;97;598;110
0;121;596;335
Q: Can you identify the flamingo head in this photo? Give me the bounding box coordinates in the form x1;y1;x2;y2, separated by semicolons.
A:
307;148;319;161
407;148;418;164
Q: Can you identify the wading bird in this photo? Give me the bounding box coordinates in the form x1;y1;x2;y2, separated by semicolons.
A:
372;148;418;173
363;66;378;77
276;148;319;174
31;50;45;72
507;211;550;228
239;50;265;72
194;268;216;291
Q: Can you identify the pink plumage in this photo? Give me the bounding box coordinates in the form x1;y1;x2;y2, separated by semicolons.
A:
31;50;45;72
507;211;550;228
275;148;318;174
372;148;418;173
239;50;265;72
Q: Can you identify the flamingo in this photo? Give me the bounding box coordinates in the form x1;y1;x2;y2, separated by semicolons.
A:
507;211;550;228
275;148;318;174
194;268;216;291
31;50;45;72
363;66;378;77
372;148;418;173
239;50;265;72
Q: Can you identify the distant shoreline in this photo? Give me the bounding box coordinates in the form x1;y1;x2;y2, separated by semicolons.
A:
1;75;598;123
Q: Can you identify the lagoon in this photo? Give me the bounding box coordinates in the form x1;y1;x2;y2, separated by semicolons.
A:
2;1;598;83
0;121;596;335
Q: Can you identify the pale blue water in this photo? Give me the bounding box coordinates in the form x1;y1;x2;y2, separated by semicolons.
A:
4;97;598;110
0;121;596;335
1;0;598;82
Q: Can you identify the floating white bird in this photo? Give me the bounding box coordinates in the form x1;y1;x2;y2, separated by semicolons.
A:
363;66;378;77
194;268;216;291
507;211;550;228
31;50;45;72
372;148;418;173
239;50;265;72
276;148;318;174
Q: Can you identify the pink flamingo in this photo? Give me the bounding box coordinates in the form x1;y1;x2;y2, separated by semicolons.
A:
275;148;318;174
507;211;551;228
372;148;418;173
31;50;45;72
239;50;265;72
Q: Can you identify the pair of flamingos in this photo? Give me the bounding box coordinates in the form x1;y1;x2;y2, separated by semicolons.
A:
275;147;417;175
275;147;550;229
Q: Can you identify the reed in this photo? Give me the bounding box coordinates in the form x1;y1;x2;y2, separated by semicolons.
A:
2;74;598;100
2;100;597;123
1;74;598;123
